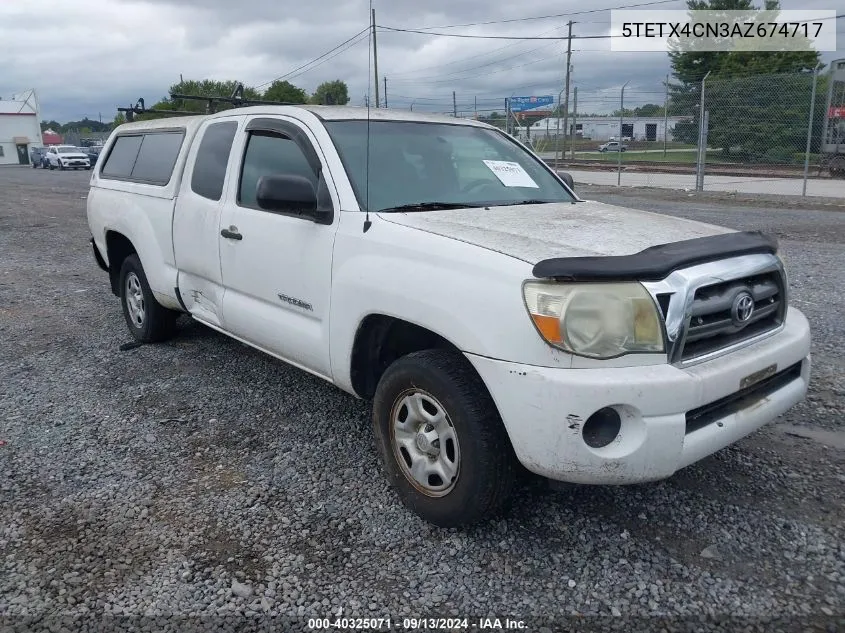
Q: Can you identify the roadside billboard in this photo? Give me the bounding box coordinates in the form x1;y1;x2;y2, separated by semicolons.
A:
509;96;555;114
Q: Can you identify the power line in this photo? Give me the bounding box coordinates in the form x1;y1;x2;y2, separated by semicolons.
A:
387;24;567;78
256;27;370;88
379;26;619;40
381;11;844;42
285;31;370;83
414;0;681;29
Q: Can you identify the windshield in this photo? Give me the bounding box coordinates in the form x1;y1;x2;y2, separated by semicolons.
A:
58;147;81;154
323;120;576;212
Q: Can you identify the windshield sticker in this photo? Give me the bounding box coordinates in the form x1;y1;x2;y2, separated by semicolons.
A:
482;160;539;188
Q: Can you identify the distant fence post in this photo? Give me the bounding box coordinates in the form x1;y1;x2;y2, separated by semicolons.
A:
695;71;711;192
663;73;669;159
617;81;629;186
802;63;823;197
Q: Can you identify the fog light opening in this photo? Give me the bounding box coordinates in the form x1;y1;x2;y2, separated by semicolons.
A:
583;407;622;449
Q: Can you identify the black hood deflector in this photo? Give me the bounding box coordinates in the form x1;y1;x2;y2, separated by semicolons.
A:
532;230;778;282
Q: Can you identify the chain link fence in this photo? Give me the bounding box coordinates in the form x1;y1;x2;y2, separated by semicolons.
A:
517;66;845;198
61;129;111;148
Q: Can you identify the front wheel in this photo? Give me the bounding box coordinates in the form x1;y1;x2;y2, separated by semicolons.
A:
119;254;179;343
372;349;517;527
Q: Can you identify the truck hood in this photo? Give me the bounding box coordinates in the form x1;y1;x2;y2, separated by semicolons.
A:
376;200;735;264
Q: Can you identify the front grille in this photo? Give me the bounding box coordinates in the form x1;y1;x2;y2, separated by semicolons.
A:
685;361;803;434
678;271;785;362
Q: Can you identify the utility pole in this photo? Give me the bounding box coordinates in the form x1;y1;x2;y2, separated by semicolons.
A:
453;91;457;118
663;73;669;158
383;76;388;108
505;99;510;133
561;20;574;162
570;87;577;159
372;9;380;108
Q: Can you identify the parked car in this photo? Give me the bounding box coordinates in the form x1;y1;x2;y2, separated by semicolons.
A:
45;144;91;170
599;141;628;152
85;145;104;166
29;147;49;168
86;107;811;527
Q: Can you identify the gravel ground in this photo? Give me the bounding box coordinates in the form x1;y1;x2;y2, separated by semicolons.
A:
1;168;843;631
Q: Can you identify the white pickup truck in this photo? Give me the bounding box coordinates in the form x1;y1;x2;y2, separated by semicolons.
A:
86;106;811;527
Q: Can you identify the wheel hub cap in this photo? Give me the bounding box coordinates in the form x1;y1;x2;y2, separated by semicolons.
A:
125;273;145;328
390;390;461;497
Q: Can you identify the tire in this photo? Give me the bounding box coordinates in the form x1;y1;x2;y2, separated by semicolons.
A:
119;254;178;343
372;349;517;527
59;161;65;171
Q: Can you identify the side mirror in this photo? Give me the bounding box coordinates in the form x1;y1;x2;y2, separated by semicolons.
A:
256;174;332;224
559;171;575;191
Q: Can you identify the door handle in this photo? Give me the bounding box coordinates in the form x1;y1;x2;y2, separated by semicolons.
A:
221;226;242;241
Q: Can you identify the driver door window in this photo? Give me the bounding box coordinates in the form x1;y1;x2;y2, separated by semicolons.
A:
238;131;318;209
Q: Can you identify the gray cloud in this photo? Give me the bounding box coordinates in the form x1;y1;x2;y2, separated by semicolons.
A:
0;0;841;121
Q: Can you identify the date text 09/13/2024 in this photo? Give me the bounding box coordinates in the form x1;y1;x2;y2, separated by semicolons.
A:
308;617;527;630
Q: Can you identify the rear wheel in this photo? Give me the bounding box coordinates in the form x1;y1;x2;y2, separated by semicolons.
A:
372;349;517;527
119;254;179;343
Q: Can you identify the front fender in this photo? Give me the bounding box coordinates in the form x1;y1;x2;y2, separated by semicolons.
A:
328;213;572;393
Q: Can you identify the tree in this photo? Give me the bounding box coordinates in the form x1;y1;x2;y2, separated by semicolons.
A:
611;107;636;117
263;80;308;104
667;0;823;160
634;104;665;117
311;80;350;106
137;79;262;120
41;120;62;132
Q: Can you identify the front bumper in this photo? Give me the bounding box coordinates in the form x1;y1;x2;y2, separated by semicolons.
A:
466;307;811;484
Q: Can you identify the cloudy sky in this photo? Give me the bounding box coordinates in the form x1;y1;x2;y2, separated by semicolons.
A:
1;0;842;122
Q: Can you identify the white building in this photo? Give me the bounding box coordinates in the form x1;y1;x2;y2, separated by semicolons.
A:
0;90;43;166
528;116;688;142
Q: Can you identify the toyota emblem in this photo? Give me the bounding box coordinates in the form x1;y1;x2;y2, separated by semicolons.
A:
732;292;755;326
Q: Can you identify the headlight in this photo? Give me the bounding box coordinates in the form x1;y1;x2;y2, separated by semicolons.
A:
523;281;665;359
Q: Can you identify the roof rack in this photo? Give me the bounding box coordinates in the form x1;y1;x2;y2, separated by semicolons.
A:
117;82;304;121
